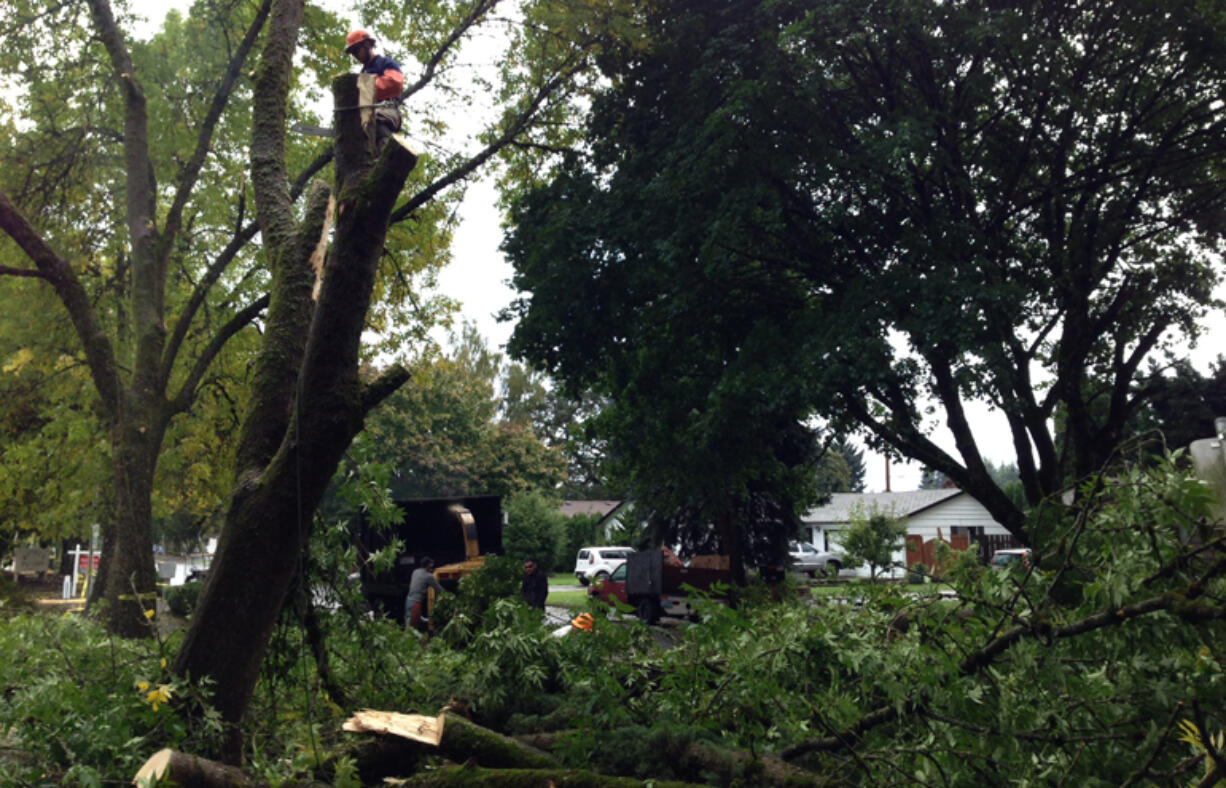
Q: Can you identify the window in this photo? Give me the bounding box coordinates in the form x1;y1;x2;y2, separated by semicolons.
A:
611;563;626;581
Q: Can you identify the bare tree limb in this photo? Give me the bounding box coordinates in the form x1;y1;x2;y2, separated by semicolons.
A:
390;58;587;226
248;0;302;254
399;0;501;104
360;365;411;417
161;149;333;390
85;0;157;278
0;265;48;279
170;293;270;415
159;0;273;266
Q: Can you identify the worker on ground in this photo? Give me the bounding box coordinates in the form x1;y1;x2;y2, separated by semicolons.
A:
521;557;548;610
344;30;404;149
405;556;444;633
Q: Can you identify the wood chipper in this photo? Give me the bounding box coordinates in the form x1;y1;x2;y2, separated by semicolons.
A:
353;495;503;625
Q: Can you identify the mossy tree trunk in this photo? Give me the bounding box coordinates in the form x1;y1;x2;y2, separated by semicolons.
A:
0;0;273;638
172;0;417;762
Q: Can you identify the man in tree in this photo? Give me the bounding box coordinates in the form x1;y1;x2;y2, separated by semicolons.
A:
345;29;403;148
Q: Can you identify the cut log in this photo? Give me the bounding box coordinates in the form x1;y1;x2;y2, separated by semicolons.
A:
394;765;711;787
514;729;824;787
345;709;558;782
344;709;446;745
682;741;824;787
438;712;557;769
133;748;263;787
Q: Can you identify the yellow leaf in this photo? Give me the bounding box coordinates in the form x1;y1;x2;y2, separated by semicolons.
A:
3;348;34;374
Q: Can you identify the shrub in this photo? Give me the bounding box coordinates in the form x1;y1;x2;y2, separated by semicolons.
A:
0;614;220;786
163;580;204;616
0;574;34;613
432;554;526;642
557;512;601;570
502;490;565;572
839;504;907;581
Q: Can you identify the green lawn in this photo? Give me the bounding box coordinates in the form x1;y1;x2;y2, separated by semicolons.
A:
547;573;580;587
547;589;592;609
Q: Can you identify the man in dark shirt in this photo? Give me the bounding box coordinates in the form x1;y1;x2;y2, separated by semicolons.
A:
521;558;548;610
345;30;404;148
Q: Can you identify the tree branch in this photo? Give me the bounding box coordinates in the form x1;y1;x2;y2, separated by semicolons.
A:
398;0;501;104
233;179;331;474
247;0;302;255
360;365;411;417
87;0;165;385
782;587;1226;761
0;265;48;279
161;149;333;390
0;189;121;421
169;294;270;415
159;0;273;266
390;59;585;225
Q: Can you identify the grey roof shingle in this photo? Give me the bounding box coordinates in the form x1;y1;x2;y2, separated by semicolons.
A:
557;500;623;518
801;490;963;524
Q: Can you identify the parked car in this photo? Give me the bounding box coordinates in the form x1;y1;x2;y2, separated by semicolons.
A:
589;552;730;623
788;540;842;577
989;548;1032;570
574;546;635;586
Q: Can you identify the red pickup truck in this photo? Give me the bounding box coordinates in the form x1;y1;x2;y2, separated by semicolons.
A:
589;550;729;623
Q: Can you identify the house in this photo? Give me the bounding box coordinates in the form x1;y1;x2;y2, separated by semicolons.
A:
557;500;623;520
801;490;1020;577
558;500;631;541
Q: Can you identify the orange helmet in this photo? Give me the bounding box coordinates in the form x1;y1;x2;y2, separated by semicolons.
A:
571;613;594;632
345;30;374;53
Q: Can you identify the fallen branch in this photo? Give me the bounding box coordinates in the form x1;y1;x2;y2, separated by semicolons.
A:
394;765;712;787
133;748;264;787
782;587;1226;760
515;728;825;787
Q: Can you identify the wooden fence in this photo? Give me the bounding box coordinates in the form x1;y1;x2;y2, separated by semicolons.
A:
905;530;1025;571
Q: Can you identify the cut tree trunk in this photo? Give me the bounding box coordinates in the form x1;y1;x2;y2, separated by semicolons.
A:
515;729;825;787
133;748;264;788
172;40;418;761
393;767;712;787
344;710;558;782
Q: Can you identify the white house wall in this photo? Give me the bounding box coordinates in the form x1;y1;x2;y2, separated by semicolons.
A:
805;493;1011;578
